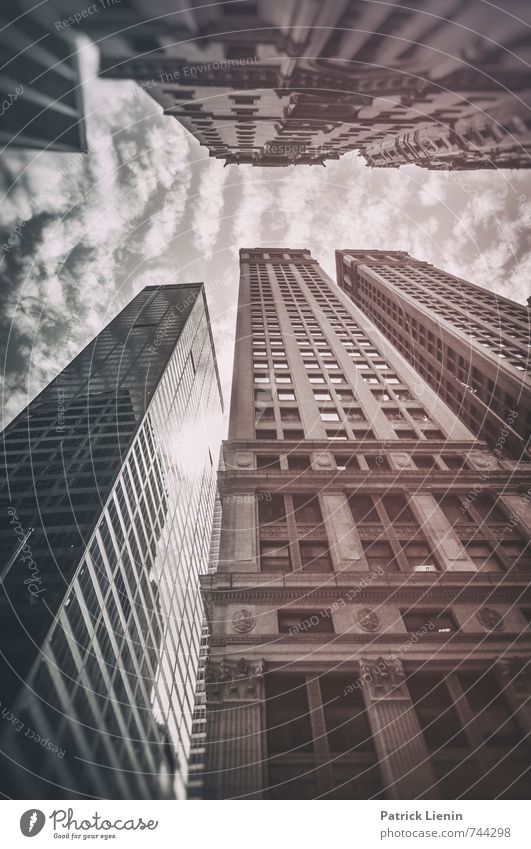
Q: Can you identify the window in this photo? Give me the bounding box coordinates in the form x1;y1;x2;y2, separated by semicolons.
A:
458;671;524;747
313;390;331;400
335;390;354;403
278;610;333;634
500;540;531;570
299;541;332;572
320;675;376;754
283;429;305;440
444;455;468;470
408;672;468;750
265;675;313;754
437;494;470;524
402;609;457;634
287;454;310;471
381;494;414;522
365;455;389;470
257;454;281;470
464;541;503;572
257;428;278;440
260;541;291;572
292;495;322;524
362;540;399;572
278;391;295;401
256;406;275;422
326;429;347;440
280;408;301;422
349;494;380;523
336;455;359;471
320;411;340;422
402;541;436;570
413;454;436;469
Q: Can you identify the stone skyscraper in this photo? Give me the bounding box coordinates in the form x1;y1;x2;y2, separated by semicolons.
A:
55;0;531;168
201;248;531;800
336;250;530;459
0;283;223;799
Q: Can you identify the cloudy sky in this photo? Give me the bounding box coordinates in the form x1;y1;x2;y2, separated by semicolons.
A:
1;40;530;429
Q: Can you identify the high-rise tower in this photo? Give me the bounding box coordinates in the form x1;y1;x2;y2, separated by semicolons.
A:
0;283;223;799
52;0;531;168
336;250;530;459
201;248;531;800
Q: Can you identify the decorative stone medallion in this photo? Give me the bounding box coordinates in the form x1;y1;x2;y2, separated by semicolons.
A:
355;607;380;632
393;453;410;468
236;453;252;467
477;607;505;631
232;608;256;633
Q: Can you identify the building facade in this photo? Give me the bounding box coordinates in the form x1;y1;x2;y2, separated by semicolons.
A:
336;250;531;459
201;247;531;800
57;0;531;167
0;283;223;799
0;0;86;153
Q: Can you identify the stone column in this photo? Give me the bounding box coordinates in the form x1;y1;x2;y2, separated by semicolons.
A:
409;493;476;571
203;657;266;799
321;492;368;572
361;657;439;799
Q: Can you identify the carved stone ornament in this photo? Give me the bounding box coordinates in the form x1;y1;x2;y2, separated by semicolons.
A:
232;608;256;633
355;607;380;632
359;656;408;701
477;607;505;632
236;453;252;467
393;453;410;468
206;657;265;702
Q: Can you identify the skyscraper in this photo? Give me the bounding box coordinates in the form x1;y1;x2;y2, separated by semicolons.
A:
0;283;223;799
1;1;86;153
201;248;531;800
56;0;531;168
336;250;530;459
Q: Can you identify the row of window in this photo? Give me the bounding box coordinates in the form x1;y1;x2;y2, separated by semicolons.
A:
277;606;531;635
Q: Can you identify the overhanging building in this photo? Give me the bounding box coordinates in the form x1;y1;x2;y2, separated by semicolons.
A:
336;250;531;459
201;248;531;800
55;0;531;168
0;283;223;798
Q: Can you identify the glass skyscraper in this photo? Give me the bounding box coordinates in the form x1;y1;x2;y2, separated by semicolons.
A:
0;283;223;799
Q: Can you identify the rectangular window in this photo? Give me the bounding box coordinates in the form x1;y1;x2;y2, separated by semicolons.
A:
362;540;399;572
278;610;333;634
464;541;504;572
287;454;310;471
299;541;332;572
265;675;313;754
260;541;291;572
257;454;281;470
402;609;457;634
292;494;322;524
320;675;376;754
